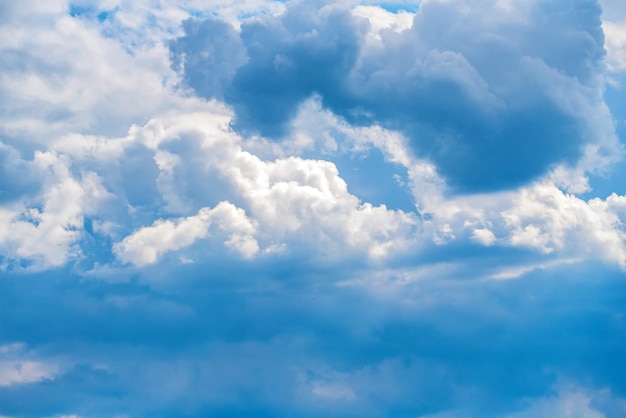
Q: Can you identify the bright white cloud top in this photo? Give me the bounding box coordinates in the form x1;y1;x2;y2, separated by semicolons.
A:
1;0;626;417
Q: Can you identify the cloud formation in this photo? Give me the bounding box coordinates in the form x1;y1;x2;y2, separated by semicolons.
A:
114;202;259;266
2;0;626;417
171;0;616;191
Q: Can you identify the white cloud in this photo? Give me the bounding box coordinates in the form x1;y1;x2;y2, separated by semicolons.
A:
114;202;258;266
107;112;421;265
352;5;414;42
489;257;582;280
603;20;626;72
599;0;626;73
502;183;626;265
1;0;625;274
288;97;448;213
471;228;496;246
286;96;626;268
0;360;59;387
507;385;626;418
0;343;59;387
0;0;245;148
0;151;109;269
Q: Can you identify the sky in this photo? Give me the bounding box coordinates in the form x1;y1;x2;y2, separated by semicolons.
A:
1;0;626;416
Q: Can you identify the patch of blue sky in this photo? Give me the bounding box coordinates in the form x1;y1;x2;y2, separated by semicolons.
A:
377;2;420;13
97;10;113;23
77;218;118;269
302;145;417;212
69;4;114;22
186;9;218;19
333;149;415;212
68;4;92;17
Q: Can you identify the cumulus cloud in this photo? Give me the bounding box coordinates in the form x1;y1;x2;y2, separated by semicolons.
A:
351;5;413;41
415;178;626;267
0;150;109;269
0;0;241;148
602;20;626;72
0;0;622;271
599;0;626;69
277;96;626;268
171;0;616;191
2;95;422;269
102;112;420;265
471;228;496;246
502;183;626;264
114;202;258;266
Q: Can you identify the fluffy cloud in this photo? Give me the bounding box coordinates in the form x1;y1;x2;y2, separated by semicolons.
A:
114;202;259;266
1;0;622;270
278;96;626;268
502;184;626;264
599;0;626;71
0;150;109;269
103;112;420;265
171;0;616;191
603;20;626;72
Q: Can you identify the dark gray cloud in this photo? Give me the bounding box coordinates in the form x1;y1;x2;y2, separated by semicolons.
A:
170;0;610;192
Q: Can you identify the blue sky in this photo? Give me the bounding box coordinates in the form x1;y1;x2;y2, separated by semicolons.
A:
1;0;626;416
